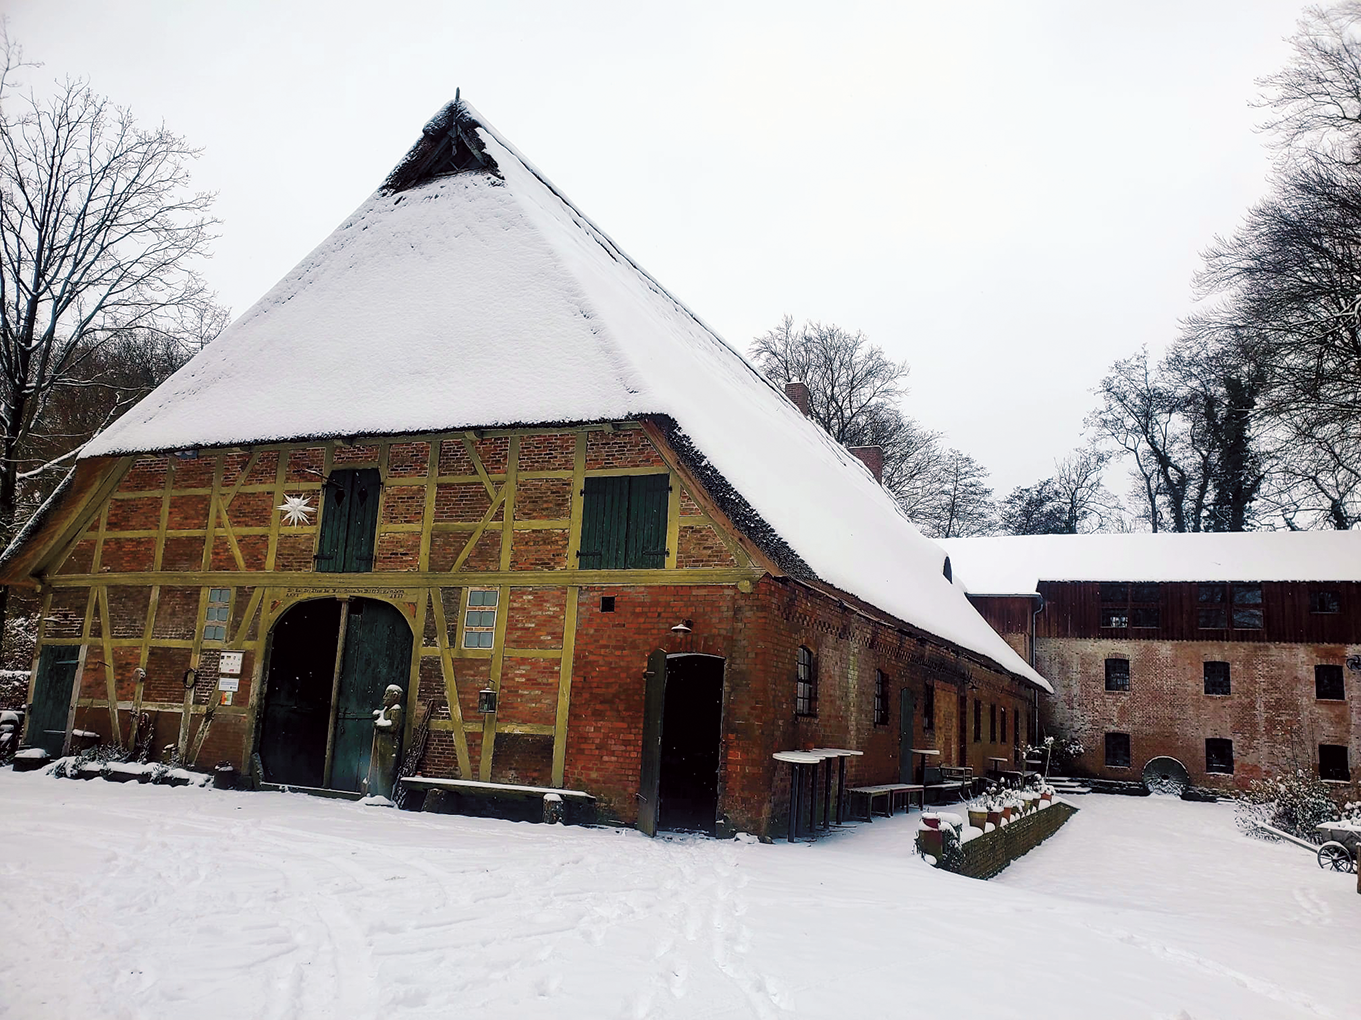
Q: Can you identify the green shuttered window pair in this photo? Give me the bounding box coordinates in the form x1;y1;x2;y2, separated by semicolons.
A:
577;474;669;570
316;469;381;573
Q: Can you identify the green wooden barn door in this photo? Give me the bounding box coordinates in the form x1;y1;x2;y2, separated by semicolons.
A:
329;598;412;793
27;646;81;756
316;469;381;573
637;648;668;837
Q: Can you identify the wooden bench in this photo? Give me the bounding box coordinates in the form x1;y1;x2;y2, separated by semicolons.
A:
847;783;924;820
400;777;596;824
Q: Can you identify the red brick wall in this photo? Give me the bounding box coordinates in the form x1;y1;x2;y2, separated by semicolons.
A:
561;578;1036;835
1036;637;1361;790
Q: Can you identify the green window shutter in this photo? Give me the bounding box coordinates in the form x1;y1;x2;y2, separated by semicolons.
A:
343;469;381;572
579;473;669;570
316;469;381;573
315;475;350;573
627;474;669;569
579;476;630;569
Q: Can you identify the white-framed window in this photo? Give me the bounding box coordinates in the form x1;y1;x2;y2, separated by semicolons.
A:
462;589;499;649
203;588;231;642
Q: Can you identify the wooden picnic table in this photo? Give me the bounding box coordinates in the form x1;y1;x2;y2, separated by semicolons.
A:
846;782;925;820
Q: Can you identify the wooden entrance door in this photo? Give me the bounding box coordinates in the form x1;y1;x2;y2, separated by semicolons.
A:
27;646;81;756
637;649;667;837
898;689;916;784
329;599;412;793
259;597;412;791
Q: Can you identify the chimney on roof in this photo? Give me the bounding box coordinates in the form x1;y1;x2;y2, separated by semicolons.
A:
784;380;812;418
849;445;884;484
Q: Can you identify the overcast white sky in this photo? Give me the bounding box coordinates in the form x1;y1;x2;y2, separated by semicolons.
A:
8;1;1309;495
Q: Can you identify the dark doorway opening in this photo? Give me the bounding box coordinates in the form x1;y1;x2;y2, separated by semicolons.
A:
259;599;342;788
258;598;413;791
657;654;724;834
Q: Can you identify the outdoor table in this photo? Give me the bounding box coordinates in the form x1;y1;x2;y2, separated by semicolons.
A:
772;751;828;842
987;756;1009;776
910;747;940;784
808;748;864;826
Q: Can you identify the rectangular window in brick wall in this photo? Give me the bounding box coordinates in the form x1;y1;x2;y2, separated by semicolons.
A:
1206;738;1234;774
1105;658;1130;692
873;670;888;726
1319;743;1350;781
1105;732;1131;768
1204;661;1230;696
923;683;935;731
795;646;817;717
203;588;231;642
973;698;982;742
989;703;997;743
1315;664;1345;701
462;589;498;649
1000;708;1007;745
1310;588;1341;614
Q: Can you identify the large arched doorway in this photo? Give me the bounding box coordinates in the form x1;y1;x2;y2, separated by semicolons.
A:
258;597;413;793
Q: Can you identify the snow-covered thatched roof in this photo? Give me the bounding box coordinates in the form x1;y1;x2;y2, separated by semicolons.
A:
82;99;1048;691
939;531;1361;596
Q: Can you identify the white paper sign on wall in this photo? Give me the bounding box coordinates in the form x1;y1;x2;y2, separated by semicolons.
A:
217;676;240;693
220;651;244;675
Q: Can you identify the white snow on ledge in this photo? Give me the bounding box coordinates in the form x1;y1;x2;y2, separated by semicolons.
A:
75;100;1048;691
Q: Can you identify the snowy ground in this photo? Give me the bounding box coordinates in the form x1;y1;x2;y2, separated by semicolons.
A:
1;774;1355;1020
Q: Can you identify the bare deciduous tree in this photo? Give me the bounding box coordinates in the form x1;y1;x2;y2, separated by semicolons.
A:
0;34;220;645
749;315;997;537
1255;2;1361;164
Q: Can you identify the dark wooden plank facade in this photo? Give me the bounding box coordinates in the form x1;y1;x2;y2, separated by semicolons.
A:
1034;580;1361;644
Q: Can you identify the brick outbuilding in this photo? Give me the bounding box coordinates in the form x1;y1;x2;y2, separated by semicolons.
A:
942;533;1361;793
1;98;1049;838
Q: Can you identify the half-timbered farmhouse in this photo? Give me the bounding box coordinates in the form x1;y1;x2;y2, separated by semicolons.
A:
941;532;1361;792
2;99;1049;837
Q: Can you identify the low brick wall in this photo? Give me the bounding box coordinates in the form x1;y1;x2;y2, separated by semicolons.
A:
920;800;1079;880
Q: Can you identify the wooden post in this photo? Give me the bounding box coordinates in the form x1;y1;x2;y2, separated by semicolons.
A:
321;598;352;788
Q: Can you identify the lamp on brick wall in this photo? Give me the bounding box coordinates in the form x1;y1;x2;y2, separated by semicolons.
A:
670;619;693;634
183;668;198;690
478;686;497;714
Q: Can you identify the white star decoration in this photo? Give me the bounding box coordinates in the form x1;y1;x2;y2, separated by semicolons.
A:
277;494;314;526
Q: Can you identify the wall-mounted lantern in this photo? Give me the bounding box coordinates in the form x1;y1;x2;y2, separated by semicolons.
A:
183;667;198;690
478;687;498;714
670;619;693;634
